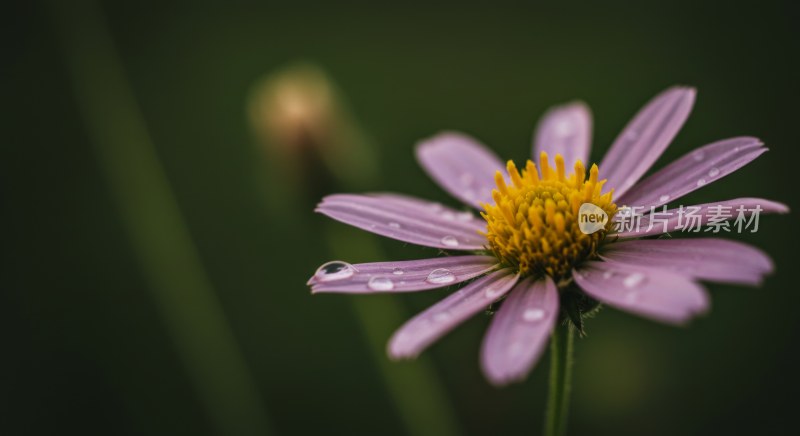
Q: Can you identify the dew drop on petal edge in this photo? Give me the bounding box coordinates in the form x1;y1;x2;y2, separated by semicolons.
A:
456;211;474;221
441;235;459;247
315;261;356;282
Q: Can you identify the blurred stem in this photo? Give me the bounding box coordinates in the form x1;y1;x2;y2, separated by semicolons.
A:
255;62;461;435
50;1;272;435
325;225;460;436
544;323;575;436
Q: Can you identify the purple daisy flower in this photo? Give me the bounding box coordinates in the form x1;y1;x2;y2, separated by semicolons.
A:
307;86;788;386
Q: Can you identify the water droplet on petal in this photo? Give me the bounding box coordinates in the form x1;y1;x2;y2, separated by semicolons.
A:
708;167;720;178
426;268;456;284
367;276;395;291
555;119;574;136
440;211;456;220
392;267;404;275
433;312;452;323
659;194;670;202
523;308;546;322
623;273;646;288
693;150;705;161
394;332;410;344
696;178;707;187
484;284;505;299
441;235;459;247
456;211;474;221
388;222;401;229
315;261;356;282
602;270;615;280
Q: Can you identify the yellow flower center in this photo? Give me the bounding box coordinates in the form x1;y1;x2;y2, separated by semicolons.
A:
481;152;617;279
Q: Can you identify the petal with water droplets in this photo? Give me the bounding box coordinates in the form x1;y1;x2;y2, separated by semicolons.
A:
600;238;773;286
415;132;505;208
533;101;592;168
573;261;709;325
615;197;789;238
309;255;498;293
619;137;766;209
600;86;696;197
388;269;519;359
480;275;559;386
317;193;488;250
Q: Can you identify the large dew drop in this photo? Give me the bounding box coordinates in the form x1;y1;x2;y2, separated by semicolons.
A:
315;261;356;282
426;268;456;284
367;276;395;291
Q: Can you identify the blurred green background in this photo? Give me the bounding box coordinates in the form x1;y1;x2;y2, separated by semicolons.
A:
3;0;799;435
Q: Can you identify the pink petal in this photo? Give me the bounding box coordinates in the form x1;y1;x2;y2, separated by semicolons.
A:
600;86;696;197
415;132;505;208
533;102;592;167
618;137;766;209
601;238;773;286
317;193;488;250
309;255;498;293
480;275;559;386
615;197;789;238
573;261;709;325
388;268;519;359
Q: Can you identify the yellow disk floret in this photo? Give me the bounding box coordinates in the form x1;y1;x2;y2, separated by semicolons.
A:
481;152;617;279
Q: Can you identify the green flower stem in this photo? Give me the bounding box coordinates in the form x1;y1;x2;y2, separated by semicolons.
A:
544;323;575;436
50;2;272;435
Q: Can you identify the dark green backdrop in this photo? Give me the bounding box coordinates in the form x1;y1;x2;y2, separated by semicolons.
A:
3;0;798;435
